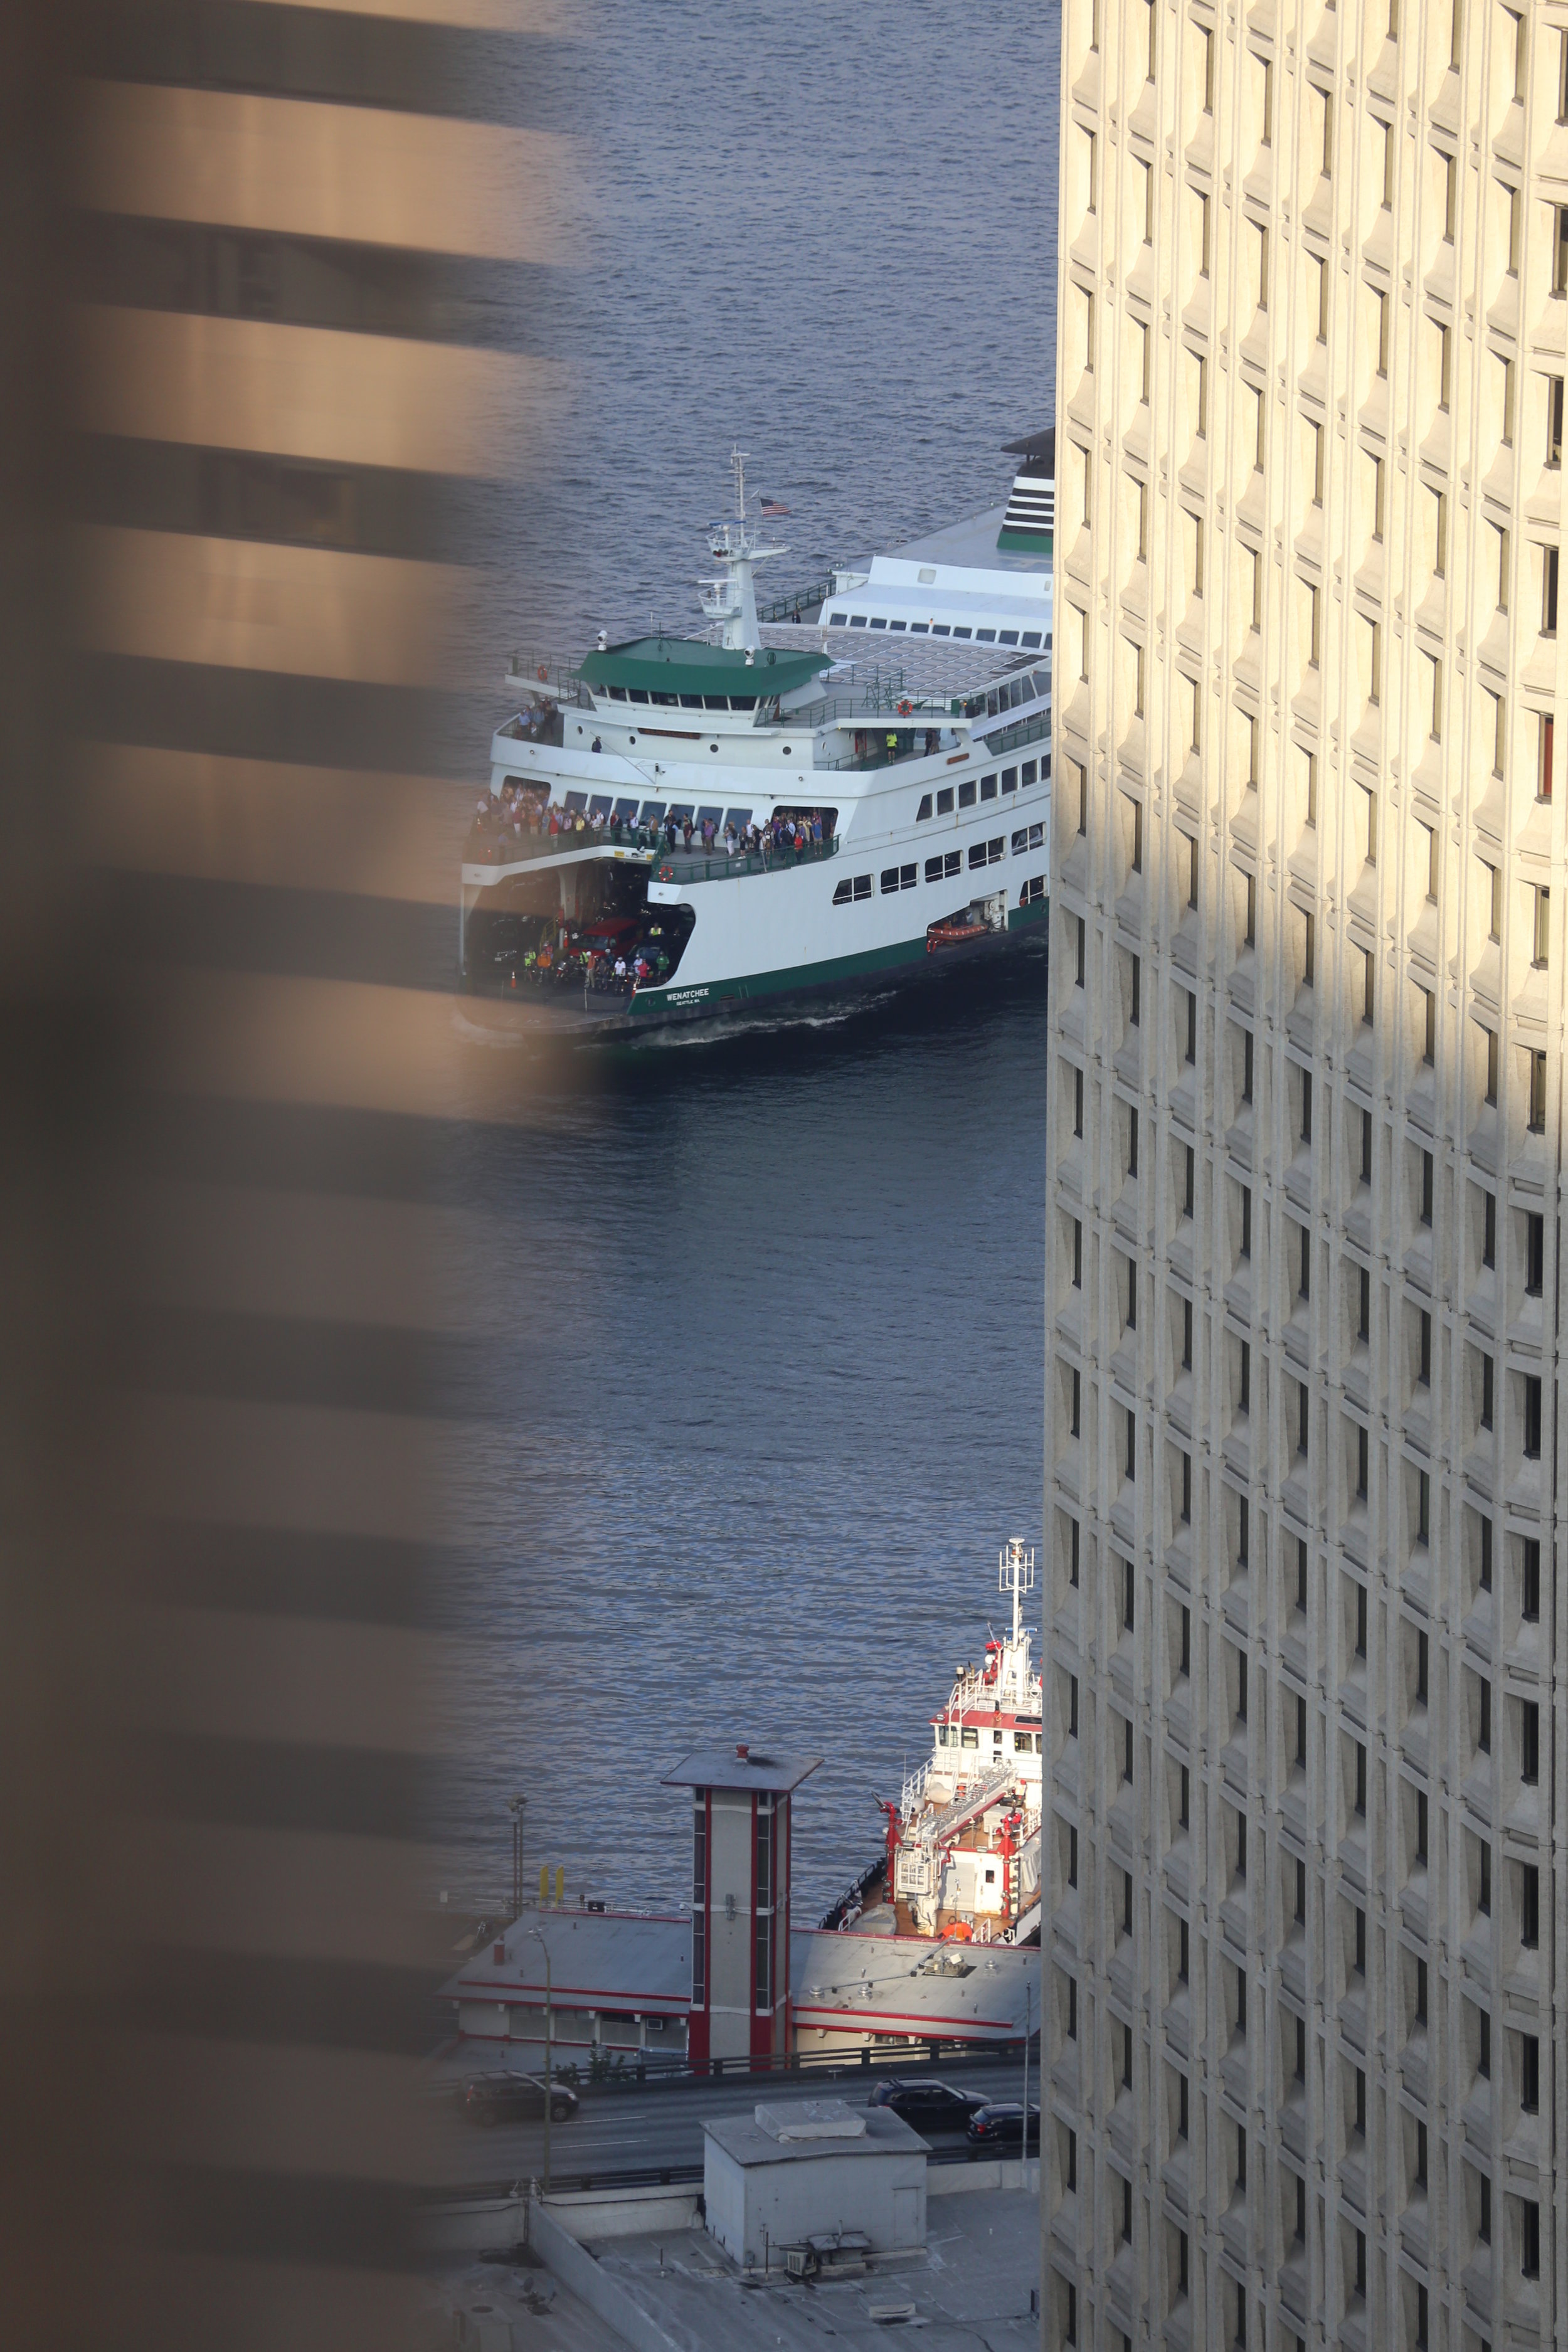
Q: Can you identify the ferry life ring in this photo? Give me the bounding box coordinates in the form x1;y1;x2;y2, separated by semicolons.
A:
658;864;674;881
896;698;913;716
536;664;549;682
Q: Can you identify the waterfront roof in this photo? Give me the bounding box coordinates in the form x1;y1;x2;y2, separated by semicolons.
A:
442;1904;689;2013
578;635;831;701
664;1745;823;1796
439;1908;1040;2040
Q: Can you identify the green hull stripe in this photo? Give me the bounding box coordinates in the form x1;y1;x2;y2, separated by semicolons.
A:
630;902;1048;1018
994;528;1052;557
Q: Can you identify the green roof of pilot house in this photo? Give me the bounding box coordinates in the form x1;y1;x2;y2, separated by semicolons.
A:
576;635;832;702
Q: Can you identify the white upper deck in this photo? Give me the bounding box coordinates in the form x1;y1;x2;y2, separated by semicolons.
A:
825;500;1053;647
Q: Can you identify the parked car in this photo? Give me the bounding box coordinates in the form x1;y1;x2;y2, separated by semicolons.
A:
866;2079;990;2132
965;2100;1041;2150
462;2073;580;2127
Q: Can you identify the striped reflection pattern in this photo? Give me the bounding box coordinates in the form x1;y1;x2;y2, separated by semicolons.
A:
0;4;553;2347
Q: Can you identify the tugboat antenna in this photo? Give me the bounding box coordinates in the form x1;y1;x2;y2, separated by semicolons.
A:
997;1536;1036;1644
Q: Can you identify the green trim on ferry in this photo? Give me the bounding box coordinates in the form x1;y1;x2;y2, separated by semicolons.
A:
994;528;1052;558
628;906;1049;1017
576;635;831;702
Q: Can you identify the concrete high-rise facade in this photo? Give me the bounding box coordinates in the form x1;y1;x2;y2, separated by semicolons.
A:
1044;3;1568;2348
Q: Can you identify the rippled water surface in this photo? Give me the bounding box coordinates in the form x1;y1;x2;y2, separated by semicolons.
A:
447;0;1058;1924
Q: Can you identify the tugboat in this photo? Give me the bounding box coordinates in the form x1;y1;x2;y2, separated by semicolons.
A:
460;442;1052;1027
820;1539;1043;1949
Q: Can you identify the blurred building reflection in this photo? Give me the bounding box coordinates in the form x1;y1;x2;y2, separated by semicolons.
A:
0;4;554;2346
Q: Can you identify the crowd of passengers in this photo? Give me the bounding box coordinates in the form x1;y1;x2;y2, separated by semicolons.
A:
505;917;677;994
469;783;834;864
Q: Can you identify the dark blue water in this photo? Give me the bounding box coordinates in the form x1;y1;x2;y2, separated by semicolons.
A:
506;0;1059;652
447;0;1058;1924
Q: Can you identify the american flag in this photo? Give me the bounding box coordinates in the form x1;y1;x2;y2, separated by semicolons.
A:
759;497;790;517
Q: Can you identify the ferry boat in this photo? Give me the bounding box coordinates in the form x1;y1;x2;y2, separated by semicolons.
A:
818;1539;1043;1951
460;438;1053;1026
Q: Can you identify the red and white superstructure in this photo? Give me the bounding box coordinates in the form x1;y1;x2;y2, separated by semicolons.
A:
820;1539;1043;1950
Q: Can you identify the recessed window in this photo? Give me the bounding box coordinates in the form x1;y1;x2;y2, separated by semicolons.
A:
936;787;954;815
951;627;972;640
958;779;977;808
828;612;847;625
849;614;867;627
976;628;997;642
916;795;933;820
980;774;998;802
869;617;887;630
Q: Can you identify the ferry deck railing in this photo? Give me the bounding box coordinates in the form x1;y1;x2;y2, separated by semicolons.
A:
465;822;657;867
754;575;834;625
506;649;591;700
972;711;1051;761
464;828;841;882
652;837;839;883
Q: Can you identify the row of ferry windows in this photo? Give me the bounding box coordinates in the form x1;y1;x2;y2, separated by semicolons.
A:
918;758;1044;819
557;791;757;828
602;686;760;709
828;615;1045;649
833;828;1044;903
935;1723;1043;1752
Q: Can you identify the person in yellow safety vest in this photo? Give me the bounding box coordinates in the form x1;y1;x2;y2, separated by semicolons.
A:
885;731;898;761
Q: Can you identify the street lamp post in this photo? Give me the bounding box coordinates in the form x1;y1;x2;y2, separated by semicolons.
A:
526;1924;553;2198
508;1794;526;1919
1021;1977;1032;2171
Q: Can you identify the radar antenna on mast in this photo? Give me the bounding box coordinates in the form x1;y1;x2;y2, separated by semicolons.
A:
698;447;787;654
997;1536;1036;1643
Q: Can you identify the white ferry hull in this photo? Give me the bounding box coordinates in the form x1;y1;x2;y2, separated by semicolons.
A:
464;451;1055;1027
